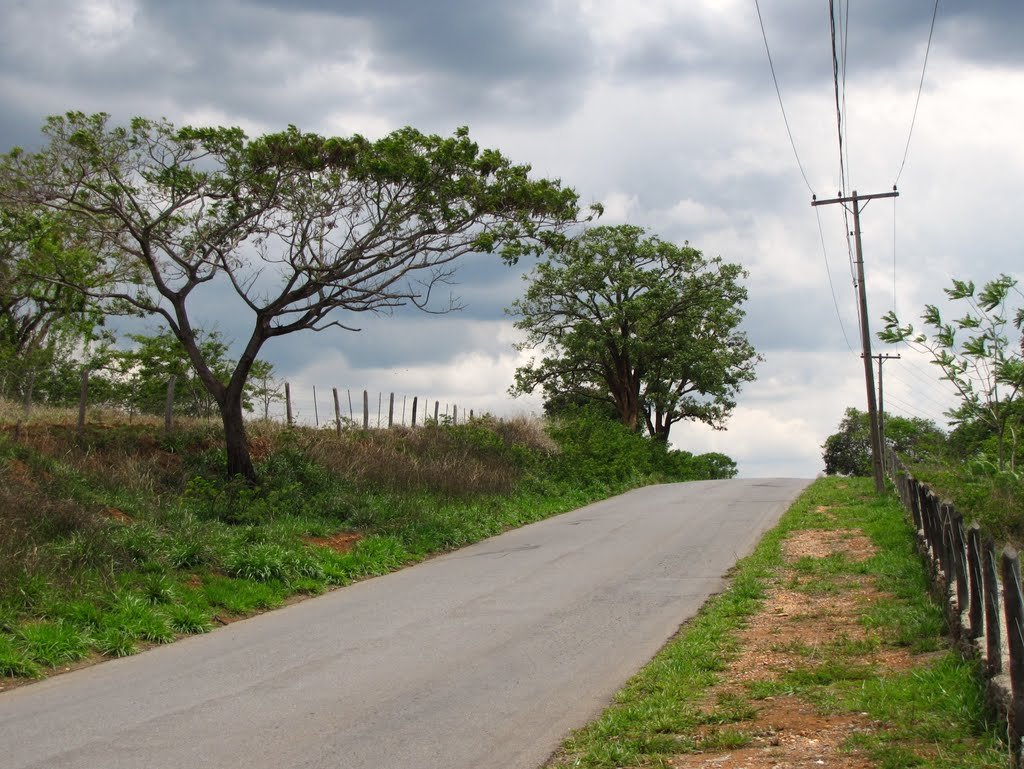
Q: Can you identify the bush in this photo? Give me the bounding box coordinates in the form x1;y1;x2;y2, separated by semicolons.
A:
545;408;737;488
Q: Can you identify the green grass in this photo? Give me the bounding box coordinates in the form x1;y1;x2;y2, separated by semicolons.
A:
548;477;1006;769
5;409;740;683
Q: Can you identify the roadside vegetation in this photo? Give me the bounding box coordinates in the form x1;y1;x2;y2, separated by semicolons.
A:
547;477;1006;769
0;401;735;684
823;404;1024;547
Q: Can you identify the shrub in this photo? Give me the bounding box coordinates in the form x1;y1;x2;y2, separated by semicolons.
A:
17;620;92;667
225;543;325;583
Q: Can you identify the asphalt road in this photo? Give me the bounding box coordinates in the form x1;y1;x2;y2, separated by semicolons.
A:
1;478;811;769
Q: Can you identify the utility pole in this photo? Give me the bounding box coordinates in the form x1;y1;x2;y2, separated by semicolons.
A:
813;188;899;493
868;353;900;473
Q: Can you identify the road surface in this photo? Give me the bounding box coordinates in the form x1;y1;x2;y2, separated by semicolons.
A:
1;478;811;769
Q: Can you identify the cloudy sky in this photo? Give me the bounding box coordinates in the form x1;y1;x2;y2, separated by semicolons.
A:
3;0;1022;477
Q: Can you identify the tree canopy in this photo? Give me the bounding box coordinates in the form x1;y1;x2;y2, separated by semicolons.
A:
508;224;760;442
0;206;108;399
1;112;591;479
822;407;945;476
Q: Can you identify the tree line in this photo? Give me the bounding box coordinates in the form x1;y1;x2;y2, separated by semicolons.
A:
1;112;759;481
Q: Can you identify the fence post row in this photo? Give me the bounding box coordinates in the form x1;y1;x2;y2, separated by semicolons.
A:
889;459;1024;758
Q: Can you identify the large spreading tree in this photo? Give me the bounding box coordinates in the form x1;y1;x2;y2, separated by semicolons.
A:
509;224;760;442
1;112;589;480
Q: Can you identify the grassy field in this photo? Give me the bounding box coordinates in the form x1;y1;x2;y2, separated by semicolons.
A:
547;477;1007;769
0;404;724;684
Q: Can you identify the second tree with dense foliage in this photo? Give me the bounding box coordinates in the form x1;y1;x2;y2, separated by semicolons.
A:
509;225;760;442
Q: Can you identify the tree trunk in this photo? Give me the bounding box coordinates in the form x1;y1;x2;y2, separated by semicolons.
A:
221;393;256;482
651;407;672;444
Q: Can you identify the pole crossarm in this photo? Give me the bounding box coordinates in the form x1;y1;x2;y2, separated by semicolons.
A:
811;190;900;207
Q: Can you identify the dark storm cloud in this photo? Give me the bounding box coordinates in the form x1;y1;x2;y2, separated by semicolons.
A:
137;0;594;128
0;0;593;153
240;0;591;79
615;1;1024;96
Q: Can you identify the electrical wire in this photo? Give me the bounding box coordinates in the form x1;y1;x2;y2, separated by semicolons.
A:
884;392;947;425
892;195;898;314
838;0;852;189
829;0;847;197
816;206;854;351
827;1;858;302
894;0;940;186
899;359;960;401
886;370;953;413
753;0;815;195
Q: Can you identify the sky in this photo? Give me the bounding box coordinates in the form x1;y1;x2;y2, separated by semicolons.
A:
2;0;1023;478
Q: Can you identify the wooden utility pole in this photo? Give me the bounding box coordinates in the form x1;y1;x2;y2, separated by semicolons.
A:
869;353;900;472
813;188;899;493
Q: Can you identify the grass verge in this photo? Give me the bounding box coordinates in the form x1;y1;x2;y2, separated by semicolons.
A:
0;408;734;688
547;477;1007;769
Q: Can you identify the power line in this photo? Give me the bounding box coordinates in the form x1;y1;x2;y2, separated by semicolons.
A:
891;195;898;314
829;0;848;196
886;369;953;413
884;392;947;425
754;0;815;195
815;206;854;351
827;2;858;303
838;0;852;188
894;0;940;186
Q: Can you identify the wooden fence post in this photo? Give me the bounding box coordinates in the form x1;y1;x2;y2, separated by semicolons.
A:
313;385;319;427
920;487;935;559
909;477;922;533
952;512;969;618
1001;547;1024;745
22;371;35;415
453;405;458;425
77;368;89;434
333;388;342;436
968;523;984;640
985;538;1003;675
165;375;177;434
939;502;955;590
363;390;369;430
285;382;293;427
434;400;439;423
411;396;418;428
388;393;395;428
926;492;942;572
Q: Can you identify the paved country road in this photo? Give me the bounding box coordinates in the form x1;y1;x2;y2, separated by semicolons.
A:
1;478;811;769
